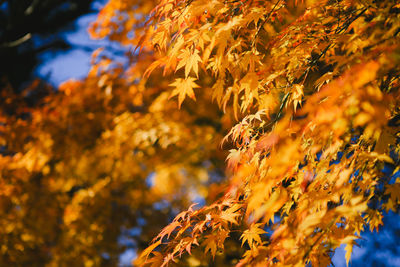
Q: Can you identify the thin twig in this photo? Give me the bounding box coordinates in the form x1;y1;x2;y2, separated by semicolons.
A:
251;0;281;48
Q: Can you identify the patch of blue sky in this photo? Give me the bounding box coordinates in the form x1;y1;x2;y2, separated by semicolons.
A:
36;49;92;85
332;211;400;266
118;226;142;266
35;0;129;86
188;188;206;208
153;199;170;211
145;172;155;188
118;248;136;267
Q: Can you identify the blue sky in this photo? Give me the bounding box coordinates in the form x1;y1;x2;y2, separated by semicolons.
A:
35;0;127;86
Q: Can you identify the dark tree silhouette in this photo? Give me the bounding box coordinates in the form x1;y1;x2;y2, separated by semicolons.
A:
0;0;93;90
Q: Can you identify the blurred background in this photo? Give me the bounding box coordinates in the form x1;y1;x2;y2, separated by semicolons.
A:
0;0;399;266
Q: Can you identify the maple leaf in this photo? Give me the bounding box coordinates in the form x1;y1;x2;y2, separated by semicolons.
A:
240;223;266;249
144;56;168;78
220;203;242;225
161;253;176;267
185;237;199;255
226;149;241;171
203;234;218;258
176;48;202;78
211;78;225;107
291;84;304;112
139;240;161;261
145;252;164;267
157;221;181;241
240;72;260;111
341;236;358;267
365;209;383;232
169;77;200;108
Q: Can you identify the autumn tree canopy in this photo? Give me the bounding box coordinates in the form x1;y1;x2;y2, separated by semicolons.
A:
1;0;400;266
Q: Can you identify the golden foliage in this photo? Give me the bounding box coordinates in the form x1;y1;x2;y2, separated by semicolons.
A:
1;0;400;266
131;0;400;266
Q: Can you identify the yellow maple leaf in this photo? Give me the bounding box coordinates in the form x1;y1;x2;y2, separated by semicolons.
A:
169;77;200;108
203;235;218;258
240;223;266;249
220;203;242;225
176;48;202;78
226;149;241;171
